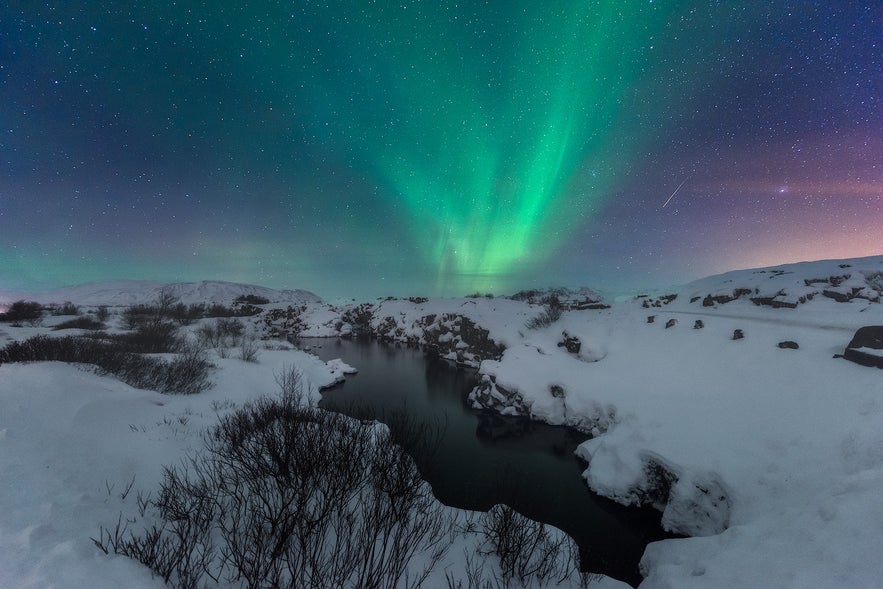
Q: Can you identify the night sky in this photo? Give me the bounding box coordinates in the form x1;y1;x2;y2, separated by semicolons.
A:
2;2;880;299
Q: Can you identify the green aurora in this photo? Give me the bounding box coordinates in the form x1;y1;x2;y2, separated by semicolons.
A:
286;1;714;292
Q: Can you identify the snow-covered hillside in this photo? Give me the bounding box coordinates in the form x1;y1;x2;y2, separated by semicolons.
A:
1;254;882;588
0;280;321;307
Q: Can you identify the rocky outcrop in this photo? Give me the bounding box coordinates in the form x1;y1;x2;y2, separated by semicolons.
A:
843;326;883;368
509;287;609;310
468;374;530;416
404;313;505;366
557;331;581;354
339;303;374;338
261;305;307;338
642;294;677;308
751;292;800;308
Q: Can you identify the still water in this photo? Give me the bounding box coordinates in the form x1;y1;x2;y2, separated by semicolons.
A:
308;337;673;587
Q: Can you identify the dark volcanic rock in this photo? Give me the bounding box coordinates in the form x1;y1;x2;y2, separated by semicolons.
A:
645;294;678;308
694;320;704;329
665;319;677;329
751;296;798;309
647;315;656;324
558;331;582;354
732;329;745;340
704;293;735;306
777;341;799;350
844;326;883;368
822;289;852;303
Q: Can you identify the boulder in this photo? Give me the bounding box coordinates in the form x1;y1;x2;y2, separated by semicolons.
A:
843;326;883;368
732;329;744;340
665;319;677;329
777;340;799;350
557;331;582;354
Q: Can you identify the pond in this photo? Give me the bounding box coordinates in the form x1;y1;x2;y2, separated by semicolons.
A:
307;337;674;587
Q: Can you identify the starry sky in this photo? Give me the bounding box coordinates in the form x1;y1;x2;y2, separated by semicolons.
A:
1;2;881;299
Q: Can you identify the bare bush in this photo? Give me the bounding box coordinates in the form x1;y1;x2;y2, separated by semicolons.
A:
477;504;579;586
122;304;162;330
195;318;245;351
238;338;259;363
274;365;307;404
0;300;43;324
115;321;182;353
52;317;106;331
95;305;110;322
97;390;454;588
0;335;211;394
51;301;80;316
234;294;269;305
170;303;205;326
525;305;563;330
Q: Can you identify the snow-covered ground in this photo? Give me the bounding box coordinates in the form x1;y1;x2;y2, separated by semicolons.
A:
2;255;883;587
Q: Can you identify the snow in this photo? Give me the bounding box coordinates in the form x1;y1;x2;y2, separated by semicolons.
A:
0;280;320;307
850;346;883;358
324;357;358;384
0;322;604;588
2;254;883;587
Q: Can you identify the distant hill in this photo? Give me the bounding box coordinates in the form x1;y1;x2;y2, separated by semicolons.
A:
677;255;883;307
0;280;321;306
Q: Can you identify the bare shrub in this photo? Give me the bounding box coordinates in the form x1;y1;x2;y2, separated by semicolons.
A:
52;316;106;331
477;504;580;587
122;304;162;330
234;294;269;305
52;301;80;316
170;303;205;326
115;320;182;353
95;305;110;322
0;335;211;394
205;304;261;318
98;390;454;588
0;300;43;324
274;365;307;404
525;305;562;330
238;338;259;363
195;318;245;351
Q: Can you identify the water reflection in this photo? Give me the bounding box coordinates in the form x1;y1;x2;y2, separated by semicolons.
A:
309;337;672;587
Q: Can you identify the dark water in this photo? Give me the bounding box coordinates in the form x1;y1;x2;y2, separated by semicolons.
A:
308;338;673;587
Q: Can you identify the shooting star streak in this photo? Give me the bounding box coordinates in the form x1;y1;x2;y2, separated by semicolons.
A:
662;177;690;208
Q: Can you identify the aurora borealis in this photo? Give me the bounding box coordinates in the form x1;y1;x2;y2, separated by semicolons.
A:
1;2;881;298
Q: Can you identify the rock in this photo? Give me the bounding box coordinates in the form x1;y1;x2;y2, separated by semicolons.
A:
661;474;732;536
822;289;852;303
703;293;737;306
732;329;744;340
777;340;799;349
557;331;582;354
647;315;656;324
843;326;883;368
751;296;799;309
665;319;677;329
693;320;704;329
